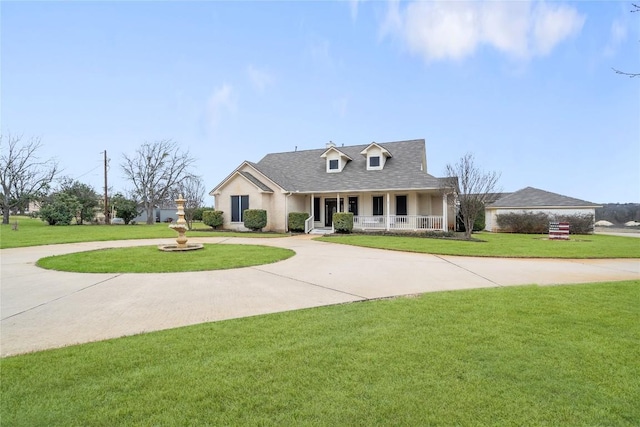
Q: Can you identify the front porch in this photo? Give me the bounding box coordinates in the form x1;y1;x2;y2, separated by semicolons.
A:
353;214;444;231
291;191;454;234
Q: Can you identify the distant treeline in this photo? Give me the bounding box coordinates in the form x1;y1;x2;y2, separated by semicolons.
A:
595;203;640;224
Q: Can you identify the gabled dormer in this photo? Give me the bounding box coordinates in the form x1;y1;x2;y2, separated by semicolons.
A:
360;142;392;171
320;142;352;173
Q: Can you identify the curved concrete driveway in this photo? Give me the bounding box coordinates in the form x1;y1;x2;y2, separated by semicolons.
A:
2;235;638;356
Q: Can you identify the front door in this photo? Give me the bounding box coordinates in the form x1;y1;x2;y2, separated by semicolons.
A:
325;199;337;227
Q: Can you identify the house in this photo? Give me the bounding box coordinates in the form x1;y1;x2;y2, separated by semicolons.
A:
209;139;457;233
484;186;601;232
132;202;178;223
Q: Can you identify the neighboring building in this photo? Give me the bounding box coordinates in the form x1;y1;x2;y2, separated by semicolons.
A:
209;139;457;233
484;187;601;232
133;202;178;223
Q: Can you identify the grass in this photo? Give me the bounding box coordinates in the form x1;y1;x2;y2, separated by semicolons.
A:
318;231;640;258
1;281;638;425
0;216;287;249
36;244;295;273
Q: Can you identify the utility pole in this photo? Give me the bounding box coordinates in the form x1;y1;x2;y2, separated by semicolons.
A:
104;150;110;225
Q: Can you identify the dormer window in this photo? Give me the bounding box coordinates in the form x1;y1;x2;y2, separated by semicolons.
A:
321;145;352;173
361;142;392;171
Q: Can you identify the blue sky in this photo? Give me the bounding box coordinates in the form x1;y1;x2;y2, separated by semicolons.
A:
2;1;639;204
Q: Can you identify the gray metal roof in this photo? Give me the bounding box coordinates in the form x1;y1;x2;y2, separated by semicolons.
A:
487;187;600;208
246;139;447;193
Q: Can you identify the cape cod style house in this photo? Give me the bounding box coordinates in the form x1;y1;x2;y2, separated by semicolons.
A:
209;139;457;233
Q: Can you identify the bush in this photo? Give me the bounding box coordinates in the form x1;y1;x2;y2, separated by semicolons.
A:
244;209;267;231
333;212;353;233
496;212;549;234
192;207;206;222
39;193;81;226
203;210;224;229
555;213;595;234
457;210;485;232
288;212;309;232
496;211;595;234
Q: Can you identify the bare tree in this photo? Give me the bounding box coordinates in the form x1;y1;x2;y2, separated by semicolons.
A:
121;140;196;225
0;134;59;224
172;175;206;229
443;153;501;239
612;3;639;78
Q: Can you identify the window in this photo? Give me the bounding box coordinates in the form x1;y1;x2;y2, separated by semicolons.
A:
369;156;380;167
396;195;407;216
231;195;249;222
373;196;384;216
329;159;339;170
348;197;358;215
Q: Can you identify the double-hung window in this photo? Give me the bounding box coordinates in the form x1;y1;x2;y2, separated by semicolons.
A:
231;195;249;222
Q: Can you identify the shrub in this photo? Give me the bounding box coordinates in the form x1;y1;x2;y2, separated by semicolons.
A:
203;210;224;229
457;210;485;232
244;209;267;231
333;212;353;233
496;211;595;234
288;212;309;232
192;207;206;222
555;213;595;234
497;211;549;234
38;193;80;226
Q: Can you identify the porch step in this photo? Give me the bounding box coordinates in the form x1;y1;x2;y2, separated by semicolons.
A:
308;227;333;235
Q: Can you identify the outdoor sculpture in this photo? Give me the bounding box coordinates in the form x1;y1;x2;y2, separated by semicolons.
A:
158;194;203;252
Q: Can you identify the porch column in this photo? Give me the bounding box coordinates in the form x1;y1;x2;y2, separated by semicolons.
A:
337;193;341;212
310;193;314;220
442;192;448;231
386;192;390;231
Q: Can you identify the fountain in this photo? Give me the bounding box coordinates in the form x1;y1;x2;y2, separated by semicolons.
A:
158;194;204;252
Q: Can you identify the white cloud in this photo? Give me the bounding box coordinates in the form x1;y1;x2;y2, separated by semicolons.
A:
604;19;628;57
246;65;274;93
532;2;585;55
382;0;585;62
206;83;235;129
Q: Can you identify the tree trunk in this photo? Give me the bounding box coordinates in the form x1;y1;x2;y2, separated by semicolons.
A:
2;209;9;225
145;202;155;225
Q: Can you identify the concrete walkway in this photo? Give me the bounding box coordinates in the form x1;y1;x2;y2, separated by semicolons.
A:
1;235;639;356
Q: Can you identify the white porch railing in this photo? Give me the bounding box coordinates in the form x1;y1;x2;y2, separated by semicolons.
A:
354;215;444;231
304;215;314;233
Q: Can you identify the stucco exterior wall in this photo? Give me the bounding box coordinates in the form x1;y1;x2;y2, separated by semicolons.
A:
215;169;282;231
485;207;597;232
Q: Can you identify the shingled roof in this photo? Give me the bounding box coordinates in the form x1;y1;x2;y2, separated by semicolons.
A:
487;187;600;208
238;139;447;193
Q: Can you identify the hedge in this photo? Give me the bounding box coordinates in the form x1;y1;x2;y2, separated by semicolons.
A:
333;212;353;233
244;209;267;231
288;212;309;232
202;210;224;229
496;212;595;234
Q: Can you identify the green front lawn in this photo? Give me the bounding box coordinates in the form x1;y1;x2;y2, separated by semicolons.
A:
36;244;295;273
318;232;640;258
0;216;287;249
2;281;638;425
